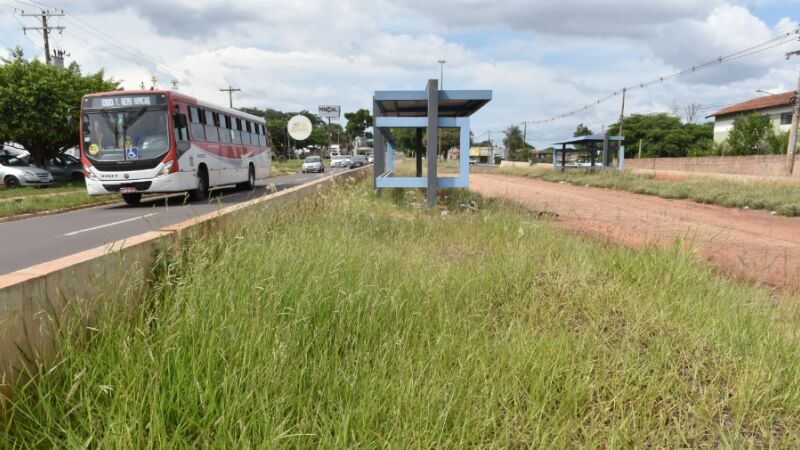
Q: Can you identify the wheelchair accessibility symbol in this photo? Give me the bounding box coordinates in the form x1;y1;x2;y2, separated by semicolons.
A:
126;147;139;160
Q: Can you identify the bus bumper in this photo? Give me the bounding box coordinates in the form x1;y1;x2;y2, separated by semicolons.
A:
86;172;194;196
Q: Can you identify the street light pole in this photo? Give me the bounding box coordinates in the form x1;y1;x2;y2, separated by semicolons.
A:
785;50;800;175
438;59;447;89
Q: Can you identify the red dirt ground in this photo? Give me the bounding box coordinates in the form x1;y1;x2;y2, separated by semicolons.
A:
471;173;800;293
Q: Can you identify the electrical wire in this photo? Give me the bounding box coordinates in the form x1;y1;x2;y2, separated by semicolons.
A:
526;27;800;125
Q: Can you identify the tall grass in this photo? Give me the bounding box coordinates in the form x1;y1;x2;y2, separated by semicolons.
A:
0;191;119;219
3;179;800;448
499;166;800;216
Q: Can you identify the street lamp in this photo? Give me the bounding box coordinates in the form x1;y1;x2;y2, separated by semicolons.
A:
438;59;447;89
756;89;777;96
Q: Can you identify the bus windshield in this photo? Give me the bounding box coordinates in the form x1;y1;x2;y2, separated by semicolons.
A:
83;108;169;162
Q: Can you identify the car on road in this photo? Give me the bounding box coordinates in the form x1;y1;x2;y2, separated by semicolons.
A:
45;154;84;183
367;154;374;164
349;155;367;168
0;153;54;188
302;156;325;173
344;155;352;166
330;155;347;168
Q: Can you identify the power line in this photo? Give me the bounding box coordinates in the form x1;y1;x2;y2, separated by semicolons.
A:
527;28;800;125
18;6;64;65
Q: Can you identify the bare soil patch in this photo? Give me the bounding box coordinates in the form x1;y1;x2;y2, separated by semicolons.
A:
472;173;800;292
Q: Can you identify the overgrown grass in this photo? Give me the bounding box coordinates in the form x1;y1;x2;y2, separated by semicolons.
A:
499;166;800;216
269;158;303;176
0;191;119;219
4;179;800;447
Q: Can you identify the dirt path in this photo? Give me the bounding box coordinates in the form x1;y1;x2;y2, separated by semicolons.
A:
471;174;800;292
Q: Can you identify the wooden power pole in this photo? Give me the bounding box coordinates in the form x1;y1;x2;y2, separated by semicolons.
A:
220;86;241;108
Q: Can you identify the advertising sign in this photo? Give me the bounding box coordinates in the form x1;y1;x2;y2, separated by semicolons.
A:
287;115;313;141
318;105;341;119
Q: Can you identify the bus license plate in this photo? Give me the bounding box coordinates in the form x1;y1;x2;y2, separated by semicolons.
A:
119;187;138;194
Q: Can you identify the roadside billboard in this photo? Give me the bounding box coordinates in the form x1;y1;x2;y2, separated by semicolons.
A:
318;105;341;119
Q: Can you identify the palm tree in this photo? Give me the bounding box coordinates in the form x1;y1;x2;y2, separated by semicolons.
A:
503;125;524;160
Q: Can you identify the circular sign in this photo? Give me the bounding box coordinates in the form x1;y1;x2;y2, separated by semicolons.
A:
287;115;312;141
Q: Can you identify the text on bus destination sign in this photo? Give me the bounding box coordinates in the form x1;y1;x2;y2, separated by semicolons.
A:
101;96;152;107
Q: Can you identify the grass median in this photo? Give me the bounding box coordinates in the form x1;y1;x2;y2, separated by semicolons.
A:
3;179;800;447
499;165;800;217
0;190;119;219
269;158;303;176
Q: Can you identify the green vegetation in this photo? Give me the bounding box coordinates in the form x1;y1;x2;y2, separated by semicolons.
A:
0;48;119;166
0;182;85;200
499;166;800;216
723;113;790;156
4;179;800;447
0;190;117;219
605;113;714;158
269;158;303;176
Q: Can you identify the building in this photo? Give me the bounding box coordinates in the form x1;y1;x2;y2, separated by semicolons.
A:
707;92;795;144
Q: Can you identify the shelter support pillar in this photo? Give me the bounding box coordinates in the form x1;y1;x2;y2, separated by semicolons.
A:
426;79;439;208
373;97;385;197
415;128;423;177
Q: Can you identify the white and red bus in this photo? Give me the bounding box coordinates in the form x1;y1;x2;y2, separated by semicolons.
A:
79;90;271;205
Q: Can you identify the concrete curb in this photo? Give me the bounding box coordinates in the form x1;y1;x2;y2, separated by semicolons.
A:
0;166;370;399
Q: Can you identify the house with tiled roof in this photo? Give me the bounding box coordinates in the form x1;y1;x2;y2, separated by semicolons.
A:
707;91;795;144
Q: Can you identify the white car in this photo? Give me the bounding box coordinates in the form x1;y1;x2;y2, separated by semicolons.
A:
302;156;325;173
367;155;374;164
0;153;54;187
330;155;347;168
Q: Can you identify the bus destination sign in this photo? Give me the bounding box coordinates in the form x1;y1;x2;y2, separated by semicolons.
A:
85;94;166;109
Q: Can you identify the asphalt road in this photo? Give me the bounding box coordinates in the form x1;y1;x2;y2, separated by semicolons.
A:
0;168;347;275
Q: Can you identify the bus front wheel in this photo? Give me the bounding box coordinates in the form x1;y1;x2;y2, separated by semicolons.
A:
122;193;142;205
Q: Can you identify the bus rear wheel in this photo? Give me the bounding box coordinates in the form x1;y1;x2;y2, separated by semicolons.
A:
122;193;142;205
237;165;256;190
190;167;209;201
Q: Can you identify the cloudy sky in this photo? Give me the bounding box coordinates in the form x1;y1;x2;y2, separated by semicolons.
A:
1;0;799;147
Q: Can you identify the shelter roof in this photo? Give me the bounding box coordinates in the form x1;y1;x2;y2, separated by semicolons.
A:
374;90;492;117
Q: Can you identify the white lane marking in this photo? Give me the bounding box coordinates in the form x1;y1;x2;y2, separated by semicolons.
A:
64;213;158;237
297;177;308;182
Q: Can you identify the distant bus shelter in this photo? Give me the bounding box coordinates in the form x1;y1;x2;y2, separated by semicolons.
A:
552;133;625;171
373;79;492;207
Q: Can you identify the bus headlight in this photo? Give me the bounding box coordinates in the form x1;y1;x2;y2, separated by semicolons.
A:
83;165;99;181
157;161;174;177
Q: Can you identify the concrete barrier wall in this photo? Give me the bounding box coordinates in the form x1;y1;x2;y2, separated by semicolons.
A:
0;167;369;400
624;155;798;179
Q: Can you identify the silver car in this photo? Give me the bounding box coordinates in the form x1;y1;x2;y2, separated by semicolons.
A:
0;153;54;187
302;156;325;173
330;155;347;168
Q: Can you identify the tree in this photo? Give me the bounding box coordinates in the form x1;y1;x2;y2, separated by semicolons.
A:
0;48;120;166
573;123;593;137
503;125;524;160
606;113;712;158
344;109;373;149
726;113;775;155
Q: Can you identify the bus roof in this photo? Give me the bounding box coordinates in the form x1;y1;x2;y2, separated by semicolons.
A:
82;90;267;124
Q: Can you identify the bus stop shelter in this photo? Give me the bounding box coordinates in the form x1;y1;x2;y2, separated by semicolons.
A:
373;79;492;207
552;133;625;171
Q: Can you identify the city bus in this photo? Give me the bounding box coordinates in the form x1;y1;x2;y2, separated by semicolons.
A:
79;90;271;205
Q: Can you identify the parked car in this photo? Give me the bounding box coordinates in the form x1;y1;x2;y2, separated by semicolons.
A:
344;155;352;166
45;153;84;182
0;154;54;188
330;155;347;168
349;155;367;168
302;156;325;173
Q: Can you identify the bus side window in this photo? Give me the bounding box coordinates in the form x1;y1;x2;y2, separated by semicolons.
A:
220;115;232;144
259;124;267;147
234;118;243;144
189;106;205;141
173;112;189;141
205;110;219;143
244;121;253;145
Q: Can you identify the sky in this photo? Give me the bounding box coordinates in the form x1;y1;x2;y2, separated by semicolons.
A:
1;0;799;148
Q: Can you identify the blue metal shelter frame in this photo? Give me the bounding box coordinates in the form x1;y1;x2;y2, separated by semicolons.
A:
551;133;625;171
373;79;491;207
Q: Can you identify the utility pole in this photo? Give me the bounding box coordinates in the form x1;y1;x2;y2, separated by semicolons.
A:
618;87;627;136
523;121;528;149
21;9;65;65
220;86;241;108
786;50;800;175
438;60;447;89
